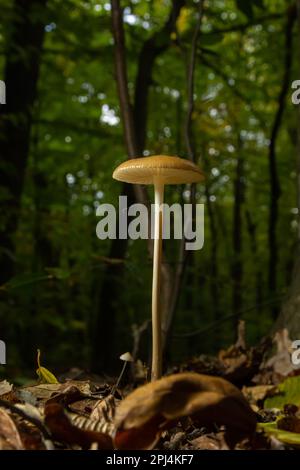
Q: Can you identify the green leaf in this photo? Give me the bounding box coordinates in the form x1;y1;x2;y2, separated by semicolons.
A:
36;349;58;384
259;422;300;447
264;376;300;410
235;0;253;19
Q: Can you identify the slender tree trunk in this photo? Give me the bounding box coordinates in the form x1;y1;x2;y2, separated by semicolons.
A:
246;210;263;320
203;163;220;342
0;0;47;286
134;0;185;153
268;6;296;318
232;133;244;333
92;183;134;372
275;1;300;336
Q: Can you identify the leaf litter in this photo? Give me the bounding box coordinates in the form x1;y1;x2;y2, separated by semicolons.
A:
0;330;300;451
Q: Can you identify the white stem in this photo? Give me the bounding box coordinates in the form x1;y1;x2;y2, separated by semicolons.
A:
151;181;164;381
113;361;127;393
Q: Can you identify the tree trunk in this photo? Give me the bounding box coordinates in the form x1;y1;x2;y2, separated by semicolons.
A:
275;1;300;336
205;179;220;342
91;183;134;372
268;5;296;318
231;133;244;333
246;210;263;319
0;0;47;286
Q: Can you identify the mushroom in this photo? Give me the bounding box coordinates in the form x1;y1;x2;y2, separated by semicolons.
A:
112;352;134;395
113;155;204;381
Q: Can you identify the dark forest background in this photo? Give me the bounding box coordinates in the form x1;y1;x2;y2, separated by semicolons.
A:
1;0;300;381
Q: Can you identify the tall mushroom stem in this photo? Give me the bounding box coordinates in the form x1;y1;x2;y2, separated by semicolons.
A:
151;180;164;381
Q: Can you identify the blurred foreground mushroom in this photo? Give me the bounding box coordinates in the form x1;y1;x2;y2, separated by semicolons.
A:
113;156;204;380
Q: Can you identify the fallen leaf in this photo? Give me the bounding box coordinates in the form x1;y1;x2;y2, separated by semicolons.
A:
259;421;300;447
20;380;93;404
44;403;113;449
90;394;116;422
254;329;300;385
15;402;44;423
114;372;256;450
0;380;13;397
0;408;24;450
36;349;58;384
265;376;300;410
12;417;48;450
277;416;300;433
69;410;115;436
16;389;38;406
218;322;270;385
20;383;62;402
189;432;229;450
46;384;87;407
164;431;185;450
264;329;297;376
242;385;277;407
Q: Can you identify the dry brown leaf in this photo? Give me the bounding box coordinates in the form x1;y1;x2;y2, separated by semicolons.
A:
218;322;270;385
20;383;62;402
189;432;229;450
242;385;277;407
264;329;295;376
90;394;116;422
254;329;300;385
20;380;93;404
0;380;13;397
44;403;113;449
114;372;256;450
277;416;300;433
164;431;185;450
0;408;24;450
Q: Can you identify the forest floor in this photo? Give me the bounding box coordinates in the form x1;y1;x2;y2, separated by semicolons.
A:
0;322;300;451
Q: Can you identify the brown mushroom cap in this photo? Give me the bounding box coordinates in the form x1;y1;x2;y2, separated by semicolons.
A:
113;155;204;185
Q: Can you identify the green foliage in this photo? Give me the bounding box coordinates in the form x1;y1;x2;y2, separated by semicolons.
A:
36;350;58;384
265;377;300;410
259;421;300;447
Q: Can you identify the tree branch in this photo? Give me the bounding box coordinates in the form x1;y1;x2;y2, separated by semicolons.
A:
111;0;138;158
134;0;185;153
184;0;204;162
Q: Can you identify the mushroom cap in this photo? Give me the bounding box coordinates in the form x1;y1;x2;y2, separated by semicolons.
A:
113;155;204;185
120;352;134;362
